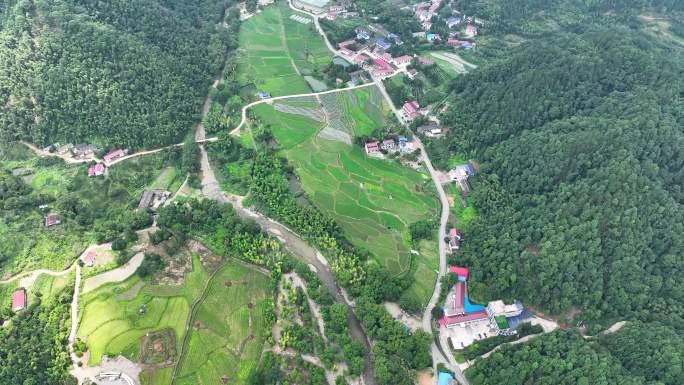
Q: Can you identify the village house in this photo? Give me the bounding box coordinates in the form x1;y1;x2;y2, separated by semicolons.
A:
382;52;393;62
103;148;128;162
427;33;441;42
373;68;395;77
417;123;442;136
138;189;170;211
329;4;344;12
449;227;461;251
407;68;419;79
365;141;380;154
72;143;98;158
449;162;476;193
375;38;391;50
45;213;61;227
447;38;460;47
349;70;366;85
421;21;433;31
403;100;420;120
342;11;358;18
464;24;478;38
393;55;412;65
57;143;74;155
83;250;96;267
446;16;463;28
398;136;415;153
11;288;26;312
380;139;396;151
87;163;106;177
355;28;370;40
258;92;271;100
325;12;337;20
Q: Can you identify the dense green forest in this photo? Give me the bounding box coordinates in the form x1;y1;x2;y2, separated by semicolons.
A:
466;322;684;385
0;292;75;385
0;0;238;150
434;18;684;329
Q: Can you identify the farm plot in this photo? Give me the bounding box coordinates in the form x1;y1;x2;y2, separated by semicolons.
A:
284;137;439;277
236;3;331;96
173;261;271;385
77;255;208;367
252;103;324;149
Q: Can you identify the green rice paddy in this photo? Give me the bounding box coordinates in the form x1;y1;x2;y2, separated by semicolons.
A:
247;85;440;295
236;3;332;96
77;255;209;366
173;261;270;385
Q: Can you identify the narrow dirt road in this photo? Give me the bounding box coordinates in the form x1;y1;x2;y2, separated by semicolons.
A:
81;252;145;293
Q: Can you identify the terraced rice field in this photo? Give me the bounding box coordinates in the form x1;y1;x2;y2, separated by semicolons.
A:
236;3;332;96
248;85;438;281
77;256;208;366
173;261;271;385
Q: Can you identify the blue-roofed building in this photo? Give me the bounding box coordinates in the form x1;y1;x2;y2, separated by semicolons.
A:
446;16;463;28
426;33;441;42
257;92;271;100
376;38;392;50
438;372;455;385
356;29;370;40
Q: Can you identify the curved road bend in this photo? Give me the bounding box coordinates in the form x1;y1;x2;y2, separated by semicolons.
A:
198;145;376;385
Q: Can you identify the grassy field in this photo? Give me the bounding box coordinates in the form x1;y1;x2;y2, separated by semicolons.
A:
236;3;332;96
447;184;478;231
174;261;271;385
77;255;208;366
253;103;324;149
247;86;439;290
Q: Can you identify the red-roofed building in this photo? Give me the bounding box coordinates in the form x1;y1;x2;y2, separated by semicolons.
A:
447;38;461;47
372;58;391;70
382;52;393;62
448;266;469;280
365;141;380;154
441;310;488;328
380;139;396;150
372;68;395;77
449;228;462;239
103;149;127;162
407;68;419;79
45;213;61;227
393;55;412;65
87;163;106;177
403;101;420;120
11;288;26;312
326;12;338;20
83;250;96;267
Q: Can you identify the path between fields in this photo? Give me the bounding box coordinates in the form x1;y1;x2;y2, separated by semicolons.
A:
81;252;145;294
229;82;376;136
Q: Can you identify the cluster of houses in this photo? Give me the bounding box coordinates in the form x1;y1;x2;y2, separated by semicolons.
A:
364;136;415;156
411;0;482;50
42;143;99;159
324;2;357;20
439;265;524;335
416;122;443;137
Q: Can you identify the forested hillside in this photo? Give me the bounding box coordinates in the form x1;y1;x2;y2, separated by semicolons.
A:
0;0;238;150
466;322;684;385
433;10;684;329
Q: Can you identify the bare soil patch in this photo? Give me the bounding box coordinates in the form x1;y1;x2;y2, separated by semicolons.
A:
139;328;176;366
